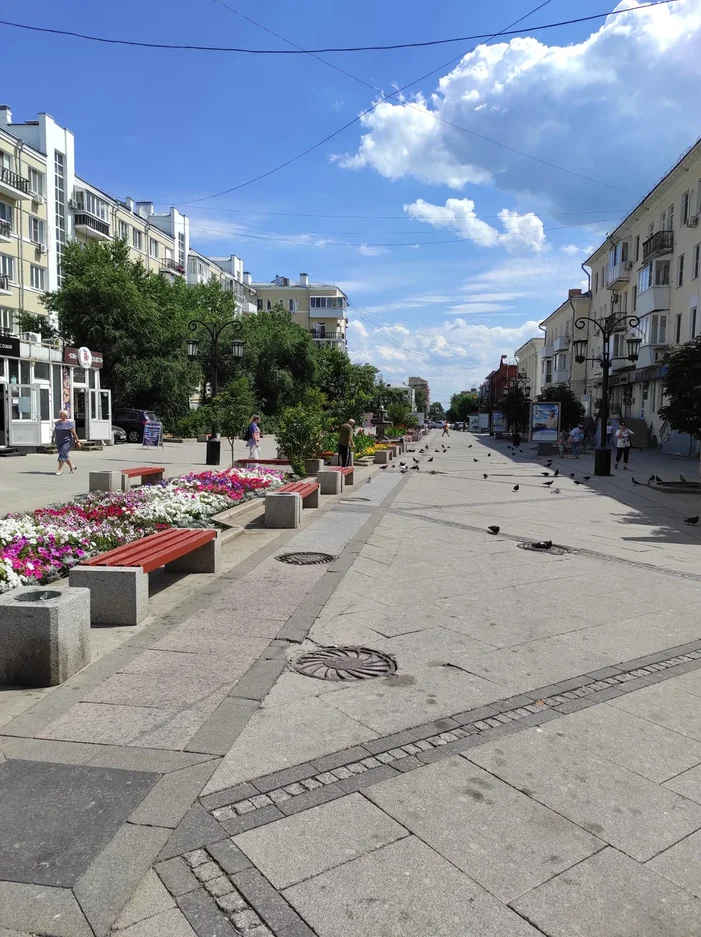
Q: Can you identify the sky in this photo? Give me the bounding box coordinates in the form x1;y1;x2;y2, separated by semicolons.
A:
2;0;701;404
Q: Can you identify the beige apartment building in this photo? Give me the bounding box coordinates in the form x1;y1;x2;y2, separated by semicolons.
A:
252;273;348;352
584;138;701;450
538;288;592;407
513;337;543;399
407;376;430;411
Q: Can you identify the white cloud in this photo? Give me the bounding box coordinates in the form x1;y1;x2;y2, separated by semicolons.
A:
357;244;388;257
339;0;701;210
561;244;585;256
404;198;545;252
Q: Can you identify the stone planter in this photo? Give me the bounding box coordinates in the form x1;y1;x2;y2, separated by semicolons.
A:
304;458;325;475
0;586;91;687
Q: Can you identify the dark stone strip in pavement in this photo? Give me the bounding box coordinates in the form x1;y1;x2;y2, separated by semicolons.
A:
278;783;344;815
178;887;239;937
311;746;373;774
584;666;623;680
452;705;499;726
206;840;253;876
227;659;288;703
335;764;399;794
553;697;597;715
394;754;423;772
201;782;259;812
491;694;539;713
275;921;317;937
415;736;485;764
87;745;216;774
411;717;461;740
232;867;307;931
156;856;200;897
129;760;219;829
185;698;259;756
0;736;106;766
253;762;318;794
363;729;419;755
221;804;284;836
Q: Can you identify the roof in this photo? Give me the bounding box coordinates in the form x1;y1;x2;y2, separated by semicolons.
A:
252;281;346;292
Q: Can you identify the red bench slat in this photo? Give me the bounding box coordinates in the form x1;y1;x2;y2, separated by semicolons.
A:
84;528;215;574
330;467;353;475
122;466;165;477
279;481;318;497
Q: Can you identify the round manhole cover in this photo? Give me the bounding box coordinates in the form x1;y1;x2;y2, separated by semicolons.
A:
292;646;397;681
517;541;570;556
275;551;336;566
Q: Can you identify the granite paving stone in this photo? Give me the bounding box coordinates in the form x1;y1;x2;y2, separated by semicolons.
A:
235;792;407;888
88;746;216;774
130;761;218;828
157;804;229;862
511;847;701;937
0;883;92;936
112;906;197;936
177;887;239;936
205;839;253;875
663;763;701;803
39;702;182;746
0;736;103;765
155;857;200;897
610;682;701;742
184;697;259;756
283;836;542;937
113;870;176;930
468;728;701;861
647;829;701;898
230;867;302;930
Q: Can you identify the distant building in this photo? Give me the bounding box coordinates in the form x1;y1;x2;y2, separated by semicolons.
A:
407;376;430;411
252;273;348;353
514;338;544;399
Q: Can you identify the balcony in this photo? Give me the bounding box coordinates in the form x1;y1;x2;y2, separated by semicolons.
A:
606;260;631;289
634;343;668;369
160;257;185;275
637;285;670;317
0;167;31;200
539;344;554;359
0;273;10;293
73;212;111;239
642;230;673;262
310;330;346;344
551;368;570;384
0;219;10;241
553;335;570;352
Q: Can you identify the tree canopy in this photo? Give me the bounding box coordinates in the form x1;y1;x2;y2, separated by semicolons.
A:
660;336;701;439
446;391;479;422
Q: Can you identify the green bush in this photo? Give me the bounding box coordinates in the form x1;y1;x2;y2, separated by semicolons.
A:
173;407;215;438
276;404;325;476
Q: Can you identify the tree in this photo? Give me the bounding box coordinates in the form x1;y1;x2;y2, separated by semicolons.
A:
276;402;325;476
413;386;427;413
429;402;446;421
501;388;530;433
387;400;413;427
182;280;241;403
537;383;584;432
213;376;256;466
447;391;479;422
659;337;701;440
315;346;377;425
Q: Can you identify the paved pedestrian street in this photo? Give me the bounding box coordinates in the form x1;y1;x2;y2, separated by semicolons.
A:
3;431;701;936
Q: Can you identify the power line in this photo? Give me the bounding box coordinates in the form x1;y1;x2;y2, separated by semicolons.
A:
1;2;679;54
171;205;628;221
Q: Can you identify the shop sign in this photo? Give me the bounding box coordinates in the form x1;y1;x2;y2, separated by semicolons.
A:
0;335;20;358
63;346;104;369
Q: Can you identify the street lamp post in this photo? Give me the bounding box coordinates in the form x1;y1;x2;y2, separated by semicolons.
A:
573;306;641;477
502;374;532;435
187;317;244;466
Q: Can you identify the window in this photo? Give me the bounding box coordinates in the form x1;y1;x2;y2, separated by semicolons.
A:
178;232;185;266
0;201;12;231
28;168;44;197
28;216;44;245
634;236;640;262
594;272;599;293
0;306;14;331
639;265;652;293
656;260;670;286
289;299;298;312
310;296;344;309
132;229;143;251
682;191;690;225
0;254;14;281
149;238;159;259
661;210;666;231
613;333;624;357
693;244;700;279
675;313;682;344
30;265;45;290
118;220;129;240
257;299;263;311
691;307;698;339
620;291;628;313
54;151;66;285
668;203;674;231
164;246;172;262
632;285;637;311
77;191;109;221
677;254;684;287
266;300;272;310
0;150;12;172
556;353;568;371
651;314;667;344
601;266;605;290
34;361;49;381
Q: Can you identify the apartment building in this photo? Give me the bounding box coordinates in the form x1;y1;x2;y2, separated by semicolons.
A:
584;138;701;449
407;376;430;411
513;337;544;399
538;289;592;405
252;273;348;352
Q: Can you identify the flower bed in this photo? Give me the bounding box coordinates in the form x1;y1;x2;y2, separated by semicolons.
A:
0;467;284;594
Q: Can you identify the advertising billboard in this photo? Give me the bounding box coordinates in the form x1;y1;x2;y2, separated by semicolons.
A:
478;412;490;431
469;414;480;432
492;410;506;434
530;402;560;442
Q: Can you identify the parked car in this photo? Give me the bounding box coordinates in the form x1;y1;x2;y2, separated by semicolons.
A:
112;408;159;443
112;425;127;444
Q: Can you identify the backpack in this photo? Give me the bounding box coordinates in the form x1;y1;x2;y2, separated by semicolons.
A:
242;425;252;442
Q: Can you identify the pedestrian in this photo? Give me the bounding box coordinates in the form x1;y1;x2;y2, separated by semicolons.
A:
337;418;355;467
512;429;521;448
442;421;450;437
53;410;81;476
246;414;262;461
569;424;583;459
606;421;613;448
558;430;566;459
614;421;634;469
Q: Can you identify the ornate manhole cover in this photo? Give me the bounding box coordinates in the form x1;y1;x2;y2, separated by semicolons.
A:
292;646;397;681
517;541;570;556
275;551;336;566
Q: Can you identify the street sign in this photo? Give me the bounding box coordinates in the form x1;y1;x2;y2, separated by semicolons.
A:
142;421;163;448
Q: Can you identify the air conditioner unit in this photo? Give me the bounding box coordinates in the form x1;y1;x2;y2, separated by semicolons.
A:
686;217;698;228
31;194;45;206
35;243;47;254
625;261;633;270
68;198;79;210
21;331;42;343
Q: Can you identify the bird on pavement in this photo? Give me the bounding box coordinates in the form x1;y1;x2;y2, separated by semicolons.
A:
532;540;553;549
583;476;591;481
380;465;388;470
569;473;575;478
655;475;663;483
543;480;554;486
411;465;420;471
574;480;583;485
513;484;520;492
648;474;655;482
427;457;434;463
681;474;688;483
468;444;472;448
473;458;479;462
545;461;553;467
684;516;699;524
552;488;561;494
632;477;642;485
400;467;408;474
487;525;500;534
366;477;372;484
483;473;488;479
399;461;406;467
519;449;524;453
553;469;559;477
487;453;491;457
412;457;419;464
541;472;550;477
408;449;416;453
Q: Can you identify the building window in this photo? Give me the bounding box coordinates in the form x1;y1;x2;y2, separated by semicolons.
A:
28;216;44;245
0;201;12;231
132;229;143;251
693;243;700;280
0;253;14;281
28;167;44;197
691;307;697;339
54;151;66;285
118;220;129;241
178;232;185;267
661;210;666;231
613;333;623;357
30;265;45;291
310;296;344;309
77;191;109;221
257;299;263;311
0;149;13;172
594;271;598;293
651;314;667;344
677;254;684;287
675;313;682;344
682;191;690;225
634;236;640;262
289;299;298;312
149;238;159;259
632;285;637;311
0;306;14;332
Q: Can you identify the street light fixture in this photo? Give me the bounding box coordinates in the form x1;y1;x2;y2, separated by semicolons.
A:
573;308;641;477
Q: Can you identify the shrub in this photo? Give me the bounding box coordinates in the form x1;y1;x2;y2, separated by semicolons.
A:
276;404;325;476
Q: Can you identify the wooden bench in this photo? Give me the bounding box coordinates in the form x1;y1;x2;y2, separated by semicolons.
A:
265;480;319;528
236;458;290;467
121;465;165;490
331;465;355;485
69;528;220;626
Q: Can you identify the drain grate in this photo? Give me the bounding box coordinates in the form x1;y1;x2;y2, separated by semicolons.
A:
292;646;397;681
275;551;336;566
518;541;570;556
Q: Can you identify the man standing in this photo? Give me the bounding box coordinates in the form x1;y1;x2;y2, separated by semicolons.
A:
442;421;450;437
246;414;262;461
337;419;355;467
569;424;583;459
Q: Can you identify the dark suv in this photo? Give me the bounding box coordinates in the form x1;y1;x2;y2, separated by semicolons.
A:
112;408;159;443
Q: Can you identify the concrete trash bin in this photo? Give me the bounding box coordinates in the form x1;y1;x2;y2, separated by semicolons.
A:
318;469;344;495
0;586;91;687
374;450;391;465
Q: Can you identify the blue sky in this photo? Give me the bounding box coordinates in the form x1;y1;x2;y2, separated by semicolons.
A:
2;0;700;403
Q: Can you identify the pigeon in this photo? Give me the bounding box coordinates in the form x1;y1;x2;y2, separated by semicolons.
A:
380;465;388;470
648;474;655;482
435;449;440;453
366;477;372;484
680;474;688;483
655;475;663;483
574;480;583;485
513;484;520;492
473;458;479;463
399;461;406;467
545;461;553;467
569;473;575;478
408;449;416;453
487;525;500;535
543;480;554;486
428;470;439;475
541;472;550;477
583;476;591;481
552;487;561;494
413;457;419;464
390;464;395;469
400;467;408;474
519;449;524;453
631;477;642;485
684;516;699;525
468;445;472;448
483;473;488;479
427;457;434;463
411;465;420;471
487;453;491;458
532;540;553;550
553;469;559;477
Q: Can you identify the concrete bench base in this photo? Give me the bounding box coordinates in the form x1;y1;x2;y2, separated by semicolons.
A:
0;586;91;687
318;469;344;495
69;566;149;627
333;467;355;485
374;450;391;465
89;470;124;493
165;532;221;574
265;491;302;528
304;458;325;475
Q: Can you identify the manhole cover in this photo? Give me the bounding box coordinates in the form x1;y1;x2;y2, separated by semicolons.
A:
292;646;397;681
275;551;336;566
517;542;570;556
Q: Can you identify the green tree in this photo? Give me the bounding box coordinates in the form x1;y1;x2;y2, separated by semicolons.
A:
316;345;377;426
659;336;701;439
276;402;325;476
537;383;584;432
182;280;241;403
501;388;530;433
429;402;446;421
447;391;479;422
387;400;413;426
213;375;256;466
413;386;427;413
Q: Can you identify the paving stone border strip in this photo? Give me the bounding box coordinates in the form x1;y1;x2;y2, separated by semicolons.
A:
201;639;701;833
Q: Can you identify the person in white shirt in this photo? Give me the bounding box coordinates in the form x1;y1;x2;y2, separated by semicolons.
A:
614;421;634;470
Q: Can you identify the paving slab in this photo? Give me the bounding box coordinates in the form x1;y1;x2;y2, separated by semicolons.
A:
130;760;218;828
158;804;229;862
468;728;701;862
284;835;542;937
112;906;197;936
366;755;603;902
234;792;407;888
648;829;701;899
113;870;177;930
0;736;104;765
511;846;701;937
0;881;93;937
0;759;158;887
610;682;701;742
664;763;701;803
561;608;701;662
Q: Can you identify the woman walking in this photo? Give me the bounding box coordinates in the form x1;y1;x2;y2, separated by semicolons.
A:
614;421;634;470
53;410;81;475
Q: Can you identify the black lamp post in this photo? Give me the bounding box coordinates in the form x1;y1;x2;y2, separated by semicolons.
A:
573;306;641;476
502;374;531;434
187;317;244;466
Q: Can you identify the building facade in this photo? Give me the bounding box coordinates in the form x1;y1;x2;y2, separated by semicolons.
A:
538;289;592;407
513;337;544;400
407;376;430;412
252;273;348;352
482;356;518;412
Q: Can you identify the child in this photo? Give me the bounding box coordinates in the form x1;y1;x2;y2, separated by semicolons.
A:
558;431;566;459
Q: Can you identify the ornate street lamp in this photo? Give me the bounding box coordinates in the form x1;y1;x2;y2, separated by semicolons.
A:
573;310;641;476
186;317;245;466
